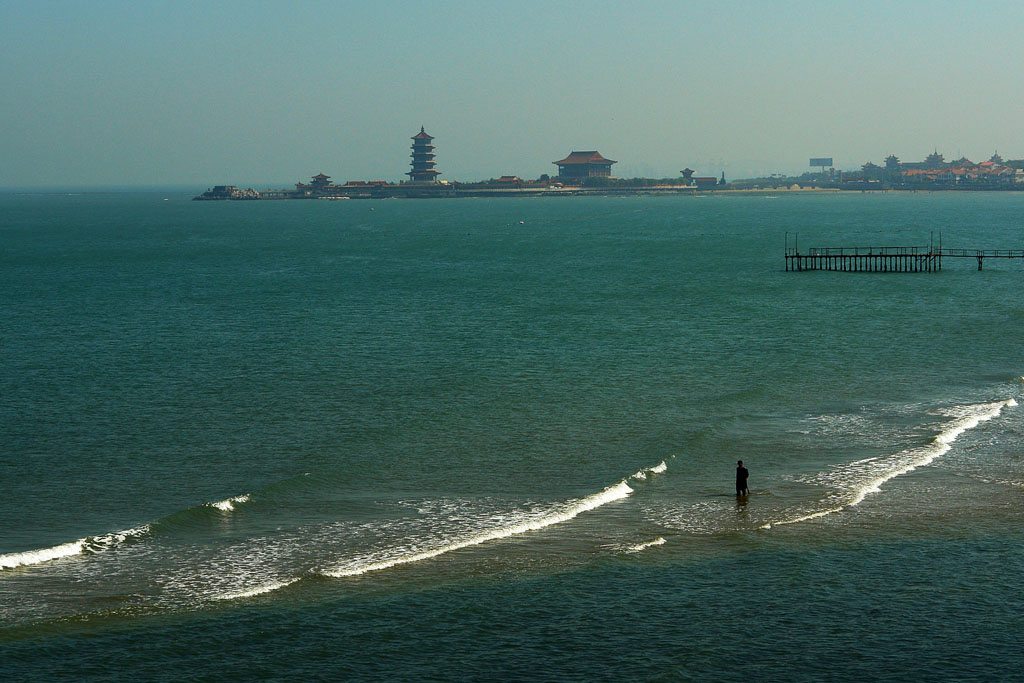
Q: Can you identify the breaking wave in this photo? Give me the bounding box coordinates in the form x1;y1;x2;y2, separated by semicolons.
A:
0;540;86;570
0;488;253;571
207;494;251;512
0;525;151;570
762;398;1016;529
213;578;299;601
631;458;671;481
324;461;670;578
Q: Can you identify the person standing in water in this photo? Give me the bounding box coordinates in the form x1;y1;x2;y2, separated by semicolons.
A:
736;460;749;495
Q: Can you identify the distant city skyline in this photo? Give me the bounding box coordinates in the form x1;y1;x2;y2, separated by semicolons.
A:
3;1;1024;188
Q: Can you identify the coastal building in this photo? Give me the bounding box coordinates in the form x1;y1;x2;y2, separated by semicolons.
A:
407;126;440;183
294;172;349;197
675;167;721;189
900;159;1017;188
553;151;617;179
902;150;946;171
845;150;1023;189
297;173;332;191
193;185;259;200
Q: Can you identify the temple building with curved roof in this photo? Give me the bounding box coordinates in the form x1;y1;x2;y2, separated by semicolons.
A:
553;151;617;179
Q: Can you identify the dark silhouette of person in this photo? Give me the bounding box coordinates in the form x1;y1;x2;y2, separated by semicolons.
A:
736;460;749;495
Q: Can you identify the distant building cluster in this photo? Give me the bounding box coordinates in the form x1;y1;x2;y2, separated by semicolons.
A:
861;151;1024;189
731;149;1024;192
195;126;722;200
195;132;1024;200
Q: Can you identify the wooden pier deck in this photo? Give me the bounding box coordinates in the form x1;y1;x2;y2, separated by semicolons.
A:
786;247;1024;272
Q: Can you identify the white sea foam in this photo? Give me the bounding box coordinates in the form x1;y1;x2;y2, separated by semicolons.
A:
964;474;1024;490
763;399;1016;529
85;524;151;551
631;460;669;480
214;578;298;601
624;537;666;553
324;476;639;578
208;494;251;512
0;524;151;570
0;540;86;570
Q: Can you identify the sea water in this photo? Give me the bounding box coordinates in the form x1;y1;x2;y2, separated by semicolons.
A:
2;191;1023;680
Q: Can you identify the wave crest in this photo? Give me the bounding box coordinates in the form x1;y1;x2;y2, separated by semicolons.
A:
1;524;151;570
0;540;85;570
322;462;670;578
208;494;251;512
631;459;670;481
764;398;1016;529
214;578;299;601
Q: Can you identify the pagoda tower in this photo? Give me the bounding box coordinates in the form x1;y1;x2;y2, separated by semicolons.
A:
407;126;440;183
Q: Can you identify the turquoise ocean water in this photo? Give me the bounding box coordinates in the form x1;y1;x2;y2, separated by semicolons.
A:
2;191;1023;680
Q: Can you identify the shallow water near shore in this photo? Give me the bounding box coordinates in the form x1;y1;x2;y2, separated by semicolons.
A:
2;191;1024;680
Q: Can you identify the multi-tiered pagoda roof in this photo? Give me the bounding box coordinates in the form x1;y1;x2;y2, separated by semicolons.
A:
407;126;440;183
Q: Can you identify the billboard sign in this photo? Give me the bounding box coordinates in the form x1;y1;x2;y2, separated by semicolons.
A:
810;158;833;167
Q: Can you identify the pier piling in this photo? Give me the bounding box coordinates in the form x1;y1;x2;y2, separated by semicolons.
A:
785;247;1023;273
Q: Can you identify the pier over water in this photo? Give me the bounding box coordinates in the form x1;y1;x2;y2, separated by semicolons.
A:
786;246;1024;272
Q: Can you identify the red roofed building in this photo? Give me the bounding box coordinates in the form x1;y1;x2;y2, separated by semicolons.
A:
553;151;617;179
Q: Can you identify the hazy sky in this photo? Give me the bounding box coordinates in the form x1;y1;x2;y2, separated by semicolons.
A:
3;0;1024;187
